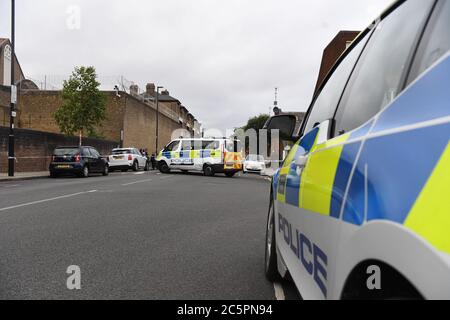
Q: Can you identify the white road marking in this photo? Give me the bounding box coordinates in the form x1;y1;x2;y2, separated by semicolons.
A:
122;179;153;186
0;190;97;212
273;282;285;300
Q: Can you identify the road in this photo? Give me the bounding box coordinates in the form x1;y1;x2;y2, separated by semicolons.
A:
0;170;298;300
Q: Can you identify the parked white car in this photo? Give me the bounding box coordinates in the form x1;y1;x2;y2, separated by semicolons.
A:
243;155;266;174
108;148;149;172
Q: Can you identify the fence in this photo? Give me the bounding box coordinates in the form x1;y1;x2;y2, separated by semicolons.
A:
0;127;119;173
24;75;140;93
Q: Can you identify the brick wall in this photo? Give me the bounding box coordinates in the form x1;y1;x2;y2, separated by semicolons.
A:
17;90;63;133
0;126;118;173
3;88;191;158
123;94;156;151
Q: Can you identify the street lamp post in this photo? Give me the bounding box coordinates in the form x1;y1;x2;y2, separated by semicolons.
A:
155;86;163;154
8;0;16;177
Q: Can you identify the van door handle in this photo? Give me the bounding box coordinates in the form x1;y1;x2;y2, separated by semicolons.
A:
295;155;308;169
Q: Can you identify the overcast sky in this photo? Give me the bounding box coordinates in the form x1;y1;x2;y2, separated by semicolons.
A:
1;0;392;132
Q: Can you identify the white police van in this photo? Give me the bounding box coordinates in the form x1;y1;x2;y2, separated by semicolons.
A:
156;138;243;177
265;0;450;299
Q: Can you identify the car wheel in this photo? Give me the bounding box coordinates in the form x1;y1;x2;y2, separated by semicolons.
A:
102;165;109;176
204;165;215;177
132;161;139;172
159;162;170;174
81;166;89;178
265;197;280;281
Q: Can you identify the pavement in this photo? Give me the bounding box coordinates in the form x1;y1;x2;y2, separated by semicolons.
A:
0;171;49;182
0;170;299;300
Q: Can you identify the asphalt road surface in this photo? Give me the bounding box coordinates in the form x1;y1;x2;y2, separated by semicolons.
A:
0;170;299;300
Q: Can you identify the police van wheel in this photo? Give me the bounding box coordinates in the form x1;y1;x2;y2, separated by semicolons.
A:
159;162;170;174
265;198;280;281
204;165;215;177
225;172;235;178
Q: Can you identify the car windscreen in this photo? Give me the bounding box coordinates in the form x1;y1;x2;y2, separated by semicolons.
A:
112;149;132;155
54;148;79;156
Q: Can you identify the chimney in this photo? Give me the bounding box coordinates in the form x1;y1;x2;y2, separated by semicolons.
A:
146;83;156;96
130;84;139;96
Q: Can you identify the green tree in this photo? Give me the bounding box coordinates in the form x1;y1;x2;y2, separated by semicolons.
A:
54;66;106;144
241;114;270;132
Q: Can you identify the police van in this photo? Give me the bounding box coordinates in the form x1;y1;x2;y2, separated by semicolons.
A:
264;0;450;299
156;138;243;177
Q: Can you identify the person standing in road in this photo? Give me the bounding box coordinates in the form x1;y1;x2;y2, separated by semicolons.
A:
150;154;156;170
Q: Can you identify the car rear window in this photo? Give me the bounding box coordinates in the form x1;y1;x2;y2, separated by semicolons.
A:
247;155;264;162
112;149;132;155
54;148;79;156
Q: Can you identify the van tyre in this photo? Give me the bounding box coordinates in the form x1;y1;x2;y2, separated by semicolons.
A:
265;198;280;281
159;162;170;174
225;172;236;178
204;165;215;177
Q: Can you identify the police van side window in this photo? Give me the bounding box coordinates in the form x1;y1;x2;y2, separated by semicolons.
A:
303;32;370;134
164;141;180;152
202;141;215;150
334;0;435;136
408;0;450;84
181;140;193;151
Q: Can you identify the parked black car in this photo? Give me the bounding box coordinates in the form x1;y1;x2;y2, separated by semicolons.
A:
49;146;109;178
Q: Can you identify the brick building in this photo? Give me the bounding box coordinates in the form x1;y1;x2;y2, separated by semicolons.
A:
0;37;201;172
0;38;25;86
2;84;199;153
314;31;360;95
0;83;201;172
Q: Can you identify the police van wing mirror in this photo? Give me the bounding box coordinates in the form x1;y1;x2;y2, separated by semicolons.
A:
264;115;298;141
